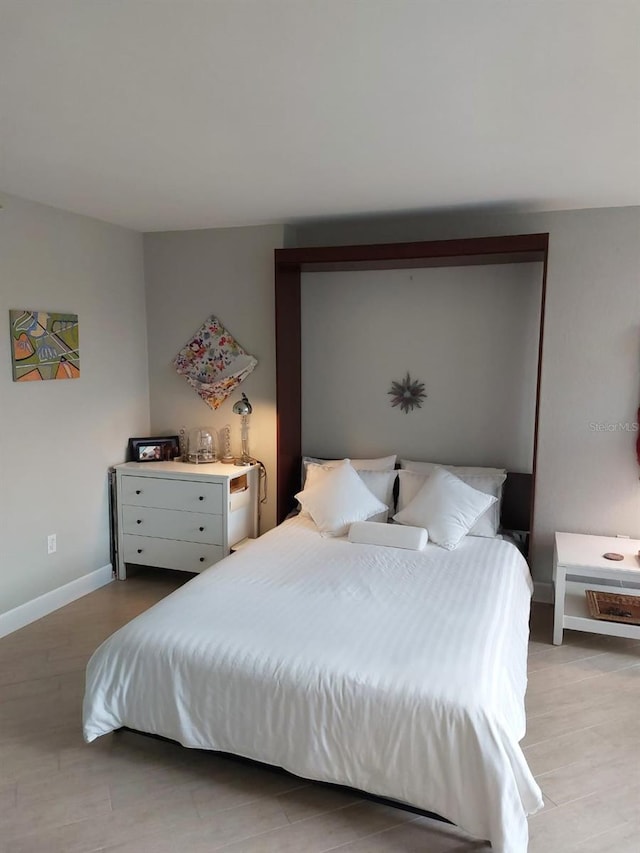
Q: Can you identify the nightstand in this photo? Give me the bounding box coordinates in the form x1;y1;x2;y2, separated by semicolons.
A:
553;532;640;645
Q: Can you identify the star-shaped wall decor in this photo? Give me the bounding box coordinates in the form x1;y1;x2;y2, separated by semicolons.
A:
388;373;427;414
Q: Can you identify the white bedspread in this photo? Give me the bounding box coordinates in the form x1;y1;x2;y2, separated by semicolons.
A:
84;516;542;852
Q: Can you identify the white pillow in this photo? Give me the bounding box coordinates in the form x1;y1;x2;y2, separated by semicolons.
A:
348;521;428;551
295;461;387;536
304;454;397;471
397;468;506;538
302;454;396;486
400;459;506;479
393;467;497;550
305;463;396;522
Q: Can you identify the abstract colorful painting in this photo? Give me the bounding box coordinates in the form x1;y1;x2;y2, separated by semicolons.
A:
10;310;80;382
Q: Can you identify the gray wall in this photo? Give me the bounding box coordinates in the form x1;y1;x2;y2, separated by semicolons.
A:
295;206;640;586
144;225;286;532
302;263;542;472
0;193;149;616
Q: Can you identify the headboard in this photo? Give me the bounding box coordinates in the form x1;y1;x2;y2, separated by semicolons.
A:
501;472;532;533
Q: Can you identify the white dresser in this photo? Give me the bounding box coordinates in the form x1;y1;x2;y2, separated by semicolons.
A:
114;461;258;580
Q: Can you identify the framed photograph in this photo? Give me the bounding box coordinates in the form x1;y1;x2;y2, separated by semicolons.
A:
128;435;180;463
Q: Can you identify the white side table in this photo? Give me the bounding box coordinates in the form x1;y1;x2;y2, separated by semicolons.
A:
553;532;640;645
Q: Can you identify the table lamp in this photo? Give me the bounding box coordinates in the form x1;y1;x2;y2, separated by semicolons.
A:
232;393;253;466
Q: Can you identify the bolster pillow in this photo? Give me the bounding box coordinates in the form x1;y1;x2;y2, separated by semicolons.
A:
348;521;428;551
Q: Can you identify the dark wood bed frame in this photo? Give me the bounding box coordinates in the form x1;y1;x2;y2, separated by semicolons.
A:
274;233;549;536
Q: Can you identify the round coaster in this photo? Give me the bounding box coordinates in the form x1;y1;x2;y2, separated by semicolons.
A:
603;552;624;561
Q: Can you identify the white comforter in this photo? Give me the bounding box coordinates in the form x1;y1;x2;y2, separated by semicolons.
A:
84;517;542;852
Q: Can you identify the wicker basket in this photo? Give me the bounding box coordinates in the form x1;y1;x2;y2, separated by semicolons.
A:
585;590;640;625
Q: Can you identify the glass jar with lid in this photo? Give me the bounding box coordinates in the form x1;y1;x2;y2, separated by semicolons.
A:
186;428;218;463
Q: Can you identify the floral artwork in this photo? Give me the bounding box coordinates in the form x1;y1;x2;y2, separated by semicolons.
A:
173;315;257;410
388;372;427;414
10;310;79;381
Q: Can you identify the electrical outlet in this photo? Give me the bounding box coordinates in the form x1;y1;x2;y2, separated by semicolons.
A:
47;534;57;554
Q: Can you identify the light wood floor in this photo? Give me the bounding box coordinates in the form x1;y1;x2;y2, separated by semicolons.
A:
0;570;638;853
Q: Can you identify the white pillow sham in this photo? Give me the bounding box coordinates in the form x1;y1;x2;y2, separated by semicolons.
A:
304;454;397;471
302;454;396;486
295;460;387;536
393;467;496;550
400;459;506;480
397;468;506;538
305;462;396;522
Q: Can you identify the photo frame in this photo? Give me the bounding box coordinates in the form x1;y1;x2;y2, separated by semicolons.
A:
128;435;180;463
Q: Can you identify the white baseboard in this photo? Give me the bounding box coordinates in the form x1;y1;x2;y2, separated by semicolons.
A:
533;581;554;604
0;564;114;639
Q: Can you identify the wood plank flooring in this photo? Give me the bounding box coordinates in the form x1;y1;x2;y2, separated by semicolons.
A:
0;569;638;852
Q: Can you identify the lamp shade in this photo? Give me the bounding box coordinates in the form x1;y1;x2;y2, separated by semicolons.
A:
233;393;252;416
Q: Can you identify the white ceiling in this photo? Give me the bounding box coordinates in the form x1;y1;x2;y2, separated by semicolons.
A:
0;1;638;232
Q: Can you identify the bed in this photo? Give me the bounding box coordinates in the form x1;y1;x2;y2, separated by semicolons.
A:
83;513;542;853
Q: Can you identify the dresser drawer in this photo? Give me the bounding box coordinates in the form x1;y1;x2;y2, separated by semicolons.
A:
122;534;224;573
121;505;223;545
120;475;223;514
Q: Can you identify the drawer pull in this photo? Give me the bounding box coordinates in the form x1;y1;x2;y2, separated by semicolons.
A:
198;496;205;501
199;557;205;562
136;490;141;495
137;548;143;554
199;526;205;532
136;519;142;525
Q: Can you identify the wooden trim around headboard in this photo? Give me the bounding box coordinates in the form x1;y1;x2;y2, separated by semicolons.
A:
274;233;549;535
